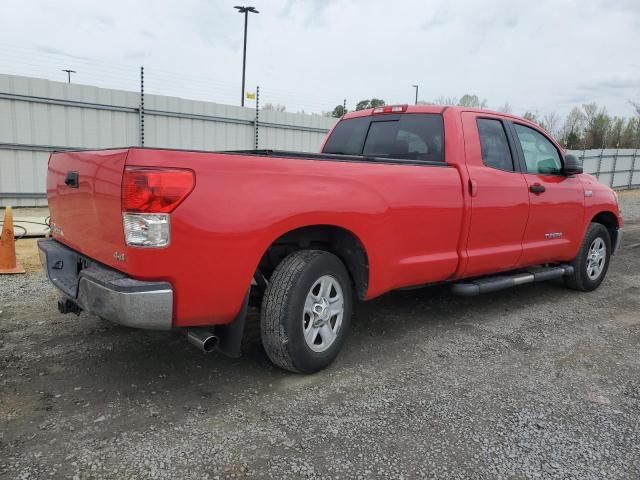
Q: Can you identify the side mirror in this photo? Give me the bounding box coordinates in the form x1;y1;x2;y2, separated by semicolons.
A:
563;154;583;175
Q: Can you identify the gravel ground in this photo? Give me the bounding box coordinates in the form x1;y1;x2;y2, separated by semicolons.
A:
1;193;640;479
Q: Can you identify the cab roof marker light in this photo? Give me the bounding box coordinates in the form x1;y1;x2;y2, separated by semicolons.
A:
372;104;408;115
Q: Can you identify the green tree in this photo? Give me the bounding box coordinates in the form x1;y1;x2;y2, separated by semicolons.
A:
355;98;386;111
606;117;625;148
582;103;611;149
560;107;586;149
620;117;640;148
457;94;487;108
331;105;347;118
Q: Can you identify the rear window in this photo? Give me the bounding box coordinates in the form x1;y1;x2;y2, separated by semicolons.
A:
323;114;444;162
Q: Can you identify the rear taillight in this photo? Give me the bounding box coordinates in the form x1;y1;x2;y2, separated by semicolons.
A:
122;167;195;213
122;167;194;248
372;104;408;114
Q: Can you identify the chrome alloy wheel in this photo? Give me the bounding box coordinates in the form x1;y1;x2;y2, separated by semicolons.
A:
302;275;344;353
586;237;606;280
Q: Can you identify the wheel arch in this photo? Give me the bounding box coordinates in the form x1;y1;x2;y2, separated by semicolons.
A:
590;210;619;247
257;224;370;300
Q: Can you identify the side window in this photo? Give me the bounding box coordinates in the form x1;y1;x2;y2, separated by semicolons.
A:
513;123;562;174
476;119;514;172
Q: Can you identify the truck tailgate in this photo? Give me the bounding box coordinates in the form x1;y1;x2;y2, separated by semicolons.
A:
47;149;128;269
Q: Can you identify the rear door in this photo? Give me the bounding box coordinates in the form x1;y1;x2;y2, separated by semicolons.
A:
508;122;584;264
461;113;530;277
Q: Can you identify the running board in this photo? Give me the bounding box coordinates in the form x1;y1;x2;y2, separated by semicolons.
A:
451;265;574;297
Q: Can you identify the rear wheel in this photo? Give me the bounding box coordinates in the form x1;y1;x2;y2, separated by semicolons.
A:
565;223;611;291
260;250;352;373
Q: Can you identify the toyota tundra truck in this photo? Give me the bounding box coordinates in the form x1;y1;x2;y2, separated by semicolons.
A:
38;105;623;373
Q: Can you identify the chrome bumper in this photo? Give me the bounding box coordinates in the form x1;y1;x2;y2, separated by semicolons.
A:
38;239;173;330
612;228;623;255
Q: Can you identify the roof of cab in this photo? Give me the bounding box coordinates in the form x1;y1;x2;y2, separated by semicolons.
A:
341;104;542;130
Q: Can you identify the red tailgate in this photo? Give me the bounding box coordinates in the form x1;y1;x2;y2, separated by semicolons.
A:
47;149;129;269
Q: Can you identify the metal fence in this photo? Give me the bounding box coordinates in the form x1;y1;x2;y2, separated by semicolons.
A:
568;149;640;189
1;73;639;207
0;74;337;207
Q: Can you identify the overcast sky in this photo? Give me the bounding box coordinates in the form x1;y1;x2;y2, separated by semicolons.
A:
1;0;639;117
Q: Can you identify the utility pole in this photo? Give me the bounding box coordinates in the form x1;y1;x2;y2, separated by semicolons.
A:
412;85;419;105
62;69;76;84
234;6;259;107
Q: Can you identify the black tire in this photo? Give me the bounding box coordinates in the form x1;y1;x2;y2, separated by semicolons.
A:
565;223;611;291
260;250;352;373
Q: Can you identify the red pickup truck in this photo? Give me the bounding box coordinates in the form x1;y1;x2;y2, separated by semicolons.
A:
39;105;623;373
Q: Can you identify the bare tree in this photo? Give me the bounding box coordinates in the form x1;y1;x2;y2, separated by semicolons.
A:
497;102;512;114
541;112;560;138
522;111;541;124
433;95;458;106
262;103;286;112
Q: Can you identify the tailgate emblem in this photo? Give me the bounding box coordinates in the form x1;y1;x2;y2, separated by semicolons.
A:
65;171;79;188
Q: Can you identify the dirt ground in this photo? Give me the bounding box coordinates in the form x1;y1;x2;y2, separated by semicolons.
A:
1;193;639;479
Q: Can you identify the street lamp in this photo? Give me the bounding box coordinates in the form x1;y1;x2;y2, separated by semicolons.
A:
62;69;76;84
412;85;419;105
234;5;259;107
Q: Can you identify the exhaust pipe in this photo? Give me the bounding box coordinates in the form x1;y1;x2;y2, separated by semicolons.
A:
186;328;219;353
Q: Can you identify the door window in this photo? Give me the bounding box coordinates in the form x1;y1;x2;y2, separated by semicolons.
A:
476;119;515;172
513;124;562;174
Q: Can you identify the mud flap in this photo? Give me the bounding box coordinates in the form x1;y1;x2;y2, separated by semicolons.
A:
215;290;250;358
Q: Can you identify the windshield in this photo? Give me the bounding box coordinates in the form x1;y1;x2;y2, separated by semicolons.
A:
323;113;444;162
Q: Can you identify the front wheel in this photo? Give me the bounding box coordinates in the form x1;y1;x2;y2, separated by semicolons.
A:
260;250;352;373
565;223;611;291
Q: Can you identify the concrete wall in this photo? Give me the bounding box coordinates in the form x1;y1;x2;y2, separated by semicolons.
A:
0;74;337;207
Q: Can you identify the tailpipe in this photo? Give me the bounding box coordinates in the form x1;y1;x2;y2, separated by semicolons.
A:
186;328;219;354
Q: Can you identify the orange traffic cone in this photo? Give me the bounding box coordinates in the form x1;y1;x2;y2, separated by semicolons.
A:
0;206;26;274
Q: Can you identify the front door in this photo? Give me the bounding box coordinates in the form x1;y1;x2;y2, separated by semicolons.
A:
509;122;585;265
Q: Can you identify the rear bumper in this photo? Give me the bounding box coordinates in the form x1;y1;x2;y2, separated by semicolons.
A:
38;239;173;330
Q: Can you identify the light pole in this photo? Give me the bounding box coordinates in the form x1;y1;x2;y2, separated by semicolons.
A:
234;6;259;107
412;84;419;105
62;69;76;84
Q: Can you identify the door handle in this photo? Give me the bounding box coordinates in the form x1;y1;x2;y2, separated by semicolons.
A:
529;183;545;194
65;171;79;188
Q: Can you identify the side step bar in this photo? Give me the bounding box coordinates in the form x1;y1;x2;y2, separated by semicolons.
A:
451;265;574;297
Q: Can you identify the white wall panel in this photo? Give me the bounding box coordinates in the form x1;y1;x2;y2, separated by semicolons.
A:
0;74;337;206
